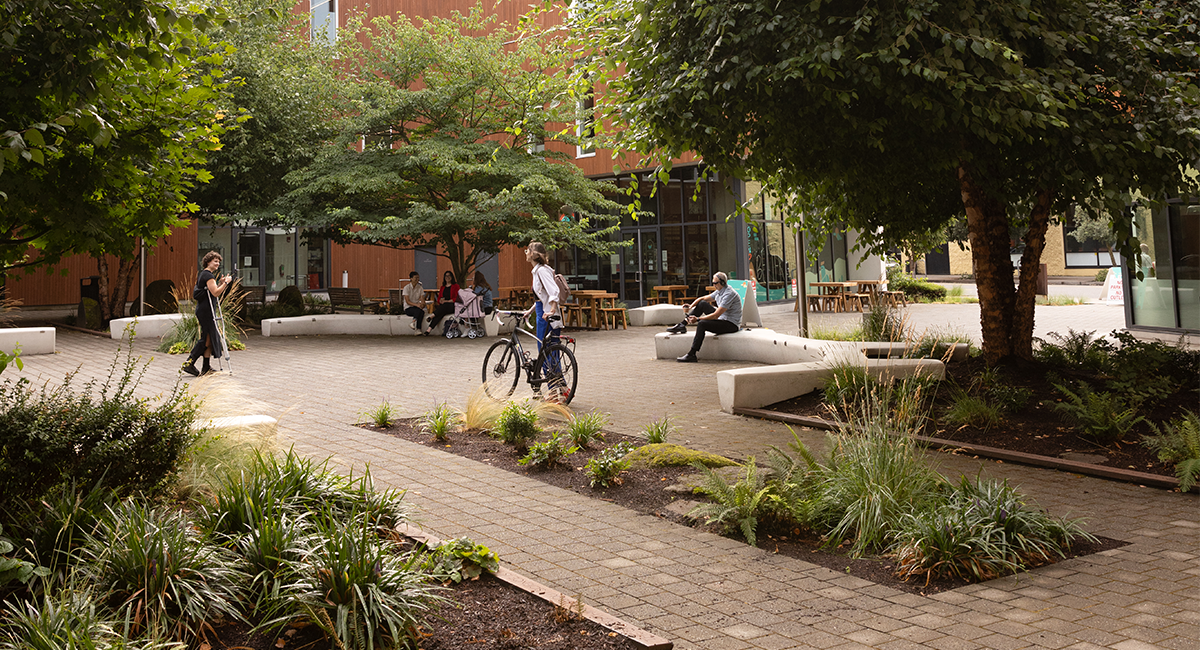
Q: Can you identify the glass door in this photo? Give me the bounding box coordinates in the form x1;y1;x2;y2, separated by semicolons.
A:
621;230;659;306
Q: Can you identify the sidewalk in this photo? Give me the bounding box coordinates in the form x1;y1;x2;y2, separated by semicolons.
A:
8;305;1196;650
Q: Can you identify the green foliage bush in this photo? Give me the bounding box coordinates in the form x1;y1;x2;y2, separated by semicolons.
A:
427;537;500;583
1052;382;1145;442
821;362;876;414
585;441;638;488
0;348;199;511
861;301;907;342
519;431;579;468
563;410;608;448
888;273;946;301
1142;411;1200;491
687;460;770;547
276;284;304;309
494;401;541;451
642;415;677;444
420;402;459;441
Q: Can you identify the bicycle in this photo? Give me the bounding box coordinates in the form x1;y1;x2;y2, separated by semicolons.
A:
482;310;577;404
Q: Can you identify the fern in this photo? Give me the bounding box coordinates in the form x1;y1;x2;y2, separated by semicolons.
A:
687;459;771;547
1051;382;1145;442
1142;411;1200;491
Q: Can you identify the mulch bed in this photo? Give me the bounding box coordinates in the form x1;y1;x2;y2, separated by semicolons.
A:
375;419;1126;597
766;355;1186;478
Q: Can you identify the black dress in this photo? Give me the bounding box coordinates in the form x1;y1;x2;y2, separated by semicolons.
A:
189;270;223;359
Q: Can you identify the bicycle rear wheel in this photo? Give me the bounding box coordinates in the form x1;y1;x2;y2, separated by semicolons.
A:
540;342;577;404
482;340;520;399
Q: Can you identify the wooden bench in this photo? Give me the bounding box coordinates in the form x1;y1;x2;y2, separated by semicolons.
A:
326;287;371;313
241;285;267;309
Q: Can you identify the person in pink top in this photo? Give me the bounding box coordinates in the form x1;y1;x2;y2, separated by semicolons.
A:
424;270;460;335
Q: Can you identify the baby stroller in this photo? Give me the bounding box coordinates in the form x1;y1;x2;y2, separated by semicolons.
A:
444;290;486;338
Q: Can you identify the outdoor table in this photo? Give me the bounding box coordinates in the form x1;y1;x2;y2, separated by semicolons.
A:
651;284;688;305
810;281;857;312
571;290;609;328
855;280;883;305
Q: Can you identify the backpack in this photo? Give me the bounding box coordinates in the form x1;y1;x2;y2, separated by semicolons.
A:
553;272;572;303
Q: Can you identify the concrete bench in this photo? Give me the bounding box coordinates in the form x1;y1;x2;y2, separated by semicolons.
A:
0;326;56;355
262;312;513;338
859;341;970;362
654;329;845;365
109;314;186;340
629;303;686;327
716;358;945;411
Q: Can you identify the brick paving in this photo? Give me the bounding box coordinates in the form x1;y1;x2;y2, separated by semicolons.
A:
10;300;1197;650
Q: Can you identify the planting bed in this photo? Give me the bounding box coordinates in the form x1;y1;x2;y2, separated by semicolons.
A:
376;420;1124;597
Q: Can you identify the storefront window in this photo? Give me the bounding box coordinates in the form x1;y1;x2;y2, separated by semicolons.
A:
1171;203;1199;330
1130;206;1172;327
300;234;327;290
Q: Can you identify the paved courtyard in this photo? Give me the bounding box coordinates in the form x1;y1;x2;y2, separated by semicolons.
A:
10;300;1198;650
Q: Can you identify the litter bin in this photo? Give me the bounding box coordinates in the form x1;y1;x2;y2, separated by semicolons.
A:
78;276;101;328
1036;264;1048;296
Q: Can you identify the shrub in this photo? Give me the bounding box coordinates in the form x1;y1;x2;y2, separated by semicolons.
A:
687;460;771;547
1142;411;1200;491
420;402;459;441
0;588;132;650
642;415;677;444
277;285;305;310
861;301;908;342
12;480;114;578
888;274;946;301
156;285;245;354
1051;382;1145;442
83;501;245;640
563;410;608;448
0;346;199;510
519;431;579;468
585;441;638;488
493;401;541;451
891;476;1095;584
426;537;500;583
821;362;875;414
296;511;444;650
1033;329;1110;371
943;388;1002;430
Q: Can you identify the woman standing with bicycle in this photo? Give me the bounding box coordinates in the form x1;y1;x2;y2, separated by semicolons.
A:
525;241;562;346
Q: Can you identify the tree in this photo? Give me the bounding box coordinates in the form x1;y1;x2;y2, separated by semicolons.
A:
0;2;235;319
276;6;623;282
563;0;1200;363
190;0;344;222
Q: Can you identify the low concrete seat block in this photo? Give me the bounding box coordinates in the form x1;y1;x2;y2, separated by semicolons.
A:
859;341;970;362
109;314;185;340
654;329;839;365
0;327;56;355
717;358;945;411
194;414;278;434
628;303;686;327
261;313;512;338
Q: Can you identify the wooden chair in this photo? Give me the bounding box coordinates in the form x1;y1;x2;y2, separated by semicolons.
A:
561;302;583;328
848;292;871;311
805;295;824;312
327;287;370;313
599;306;628;330
883;290;907;307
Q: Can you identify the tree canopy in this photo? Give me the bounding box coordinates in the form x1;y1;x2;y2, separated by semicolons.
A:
562;0;1200;362
0;0;236;287
275;7;624;282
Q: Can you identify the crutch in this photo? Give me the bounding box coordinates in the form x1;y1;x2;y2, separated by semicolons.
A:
207;285;233;375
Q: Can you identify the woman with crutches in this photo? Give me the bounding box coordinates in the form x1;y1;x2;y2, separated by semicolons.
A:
183;251;232;376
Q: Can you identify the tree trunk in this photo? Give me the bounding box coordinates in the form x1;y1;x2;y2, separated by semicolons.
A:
1012;190;1053;360
959;166;1017;364
97;256;112;323
110;255;138;320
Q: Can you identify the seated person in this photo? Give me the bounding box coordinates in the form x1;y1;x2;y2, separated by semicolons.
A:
666;271;742;363
424;270;459;335
402;271;427;330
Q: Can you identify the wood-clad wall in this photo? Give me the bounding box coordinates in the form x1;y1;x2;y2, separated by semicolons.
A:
7;222;199;308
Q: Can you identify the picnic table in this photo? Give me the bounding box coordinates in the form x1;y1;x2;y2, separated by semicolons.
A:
651;285;689;306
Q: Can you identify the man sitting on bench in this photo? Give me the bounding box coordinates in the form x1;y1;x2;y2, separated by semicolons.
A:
667;271;742;363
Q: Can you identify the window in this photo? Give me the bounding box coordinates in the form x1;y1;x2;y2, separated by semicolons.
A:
1062;210;1122;268
310;0;336;46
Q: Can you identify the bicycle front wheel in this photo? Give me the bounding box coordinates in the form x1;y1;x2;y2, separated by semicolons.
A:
482;340;520;400
541;342;578;405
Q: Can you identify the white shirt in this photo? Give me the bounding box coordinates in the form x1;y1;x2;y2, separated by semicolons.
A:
531;264;559;307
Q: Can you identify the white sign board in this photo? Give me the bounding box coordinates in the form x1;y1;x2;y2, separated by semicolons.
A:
1101;267;1123;304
